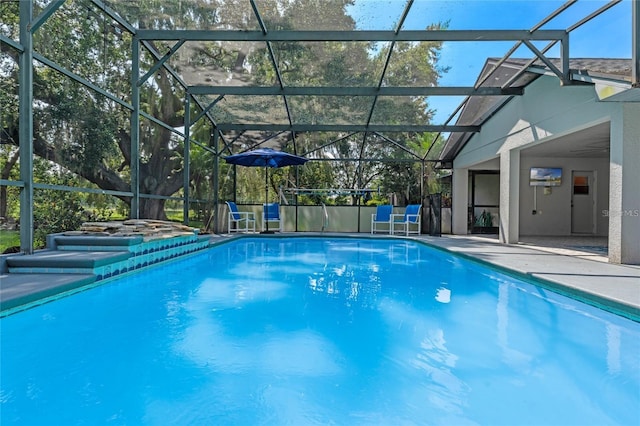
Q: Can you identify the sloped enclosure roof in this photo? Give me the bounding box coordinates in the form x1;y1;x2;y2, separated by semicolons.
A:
76;0;634;161
3;0;633;163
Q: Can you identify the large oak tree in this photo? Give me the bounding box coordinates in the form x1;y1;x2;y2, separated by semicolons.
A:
1;0;446;220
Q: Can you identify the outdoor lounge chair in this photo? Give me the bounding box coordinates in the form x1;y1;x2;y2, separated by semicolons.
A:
226;201;256;233
262;203;281;232
371;204;393;234
391;204;422;236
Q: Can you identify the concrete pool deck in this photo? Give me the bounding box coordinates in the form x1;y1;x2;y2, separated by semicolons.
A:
409;234;640;320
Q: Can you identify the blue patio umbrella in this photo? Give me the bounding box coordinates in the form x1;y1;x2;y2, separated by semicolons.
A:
224;148;308;230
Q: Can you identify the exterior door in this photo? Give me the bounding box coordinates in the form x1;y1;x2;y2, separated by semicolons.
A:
571;171;595;234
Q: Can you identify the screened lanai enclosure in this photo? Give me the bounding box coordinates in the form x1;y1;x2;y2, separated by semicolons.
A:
1;0;636;253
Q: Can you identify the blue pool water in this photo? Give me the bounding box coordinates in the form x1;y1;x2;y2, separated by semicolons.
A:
1;237;639;425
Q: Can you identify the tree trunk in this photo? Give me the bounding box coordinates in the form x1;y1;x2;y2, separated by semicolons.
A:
139;198;169;221
0;186;7;219
0;150;19;219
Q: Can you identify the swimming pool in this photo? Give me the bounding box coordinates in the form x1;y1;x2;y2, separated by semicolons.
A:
1;237;638;425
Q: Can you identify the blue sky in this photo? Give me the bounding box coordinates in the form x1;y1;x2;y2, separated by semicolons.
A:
348;0;633;124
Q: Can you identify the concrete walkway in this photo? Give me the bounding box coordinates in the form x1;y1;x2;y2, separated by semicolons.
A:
413;234;639;320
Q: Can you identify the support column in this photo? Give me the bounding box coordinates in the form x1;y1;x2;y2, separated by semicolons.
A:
18;1;33;254
608;103;640;264
633;0;638;87
183;96;190;225
130;37;140;219
451;168;468;235
499;149;520;244
212;130;220;233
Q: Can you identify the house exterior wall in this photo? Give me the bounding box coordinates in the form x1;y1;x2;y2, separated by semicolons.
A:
451;74;640;264
519;156;610;236
608;102;640;264
453;76;613;170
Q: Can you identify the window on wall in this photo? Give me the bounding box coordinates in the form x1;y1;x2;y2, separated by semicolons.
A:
573;175;590;195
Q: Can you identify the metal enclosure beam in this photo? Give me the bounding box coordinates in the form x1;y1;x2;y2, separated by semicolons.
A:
130;37;140;218
136;29;568;42
362;0;415;155
188;86;524;96
1;34;23;52
373;132;422;160
139;40;228;148
522;39;568;84
216;124;479;132
212;130;220;233
90;0;137;34
183;96;191;224
30;0;65;33
191;95;224;126
18;0;34;254
138;39;185;87
249;0;294;131
34;53;132;110
501;1;621;89
476;0;577;89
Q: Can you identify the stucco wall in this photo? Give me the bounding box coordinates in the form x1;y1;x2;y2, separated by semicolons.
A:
519;157;610;236
449;73;638;262
453;76;613;170
452;75;615;236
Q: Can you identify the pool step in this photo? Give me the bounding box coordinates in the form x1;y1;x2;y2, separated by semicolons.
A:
6;235;211;279
53;234;194;254
6;250;132;277
0;273;97;312
1;232;213;314
51;234;144;251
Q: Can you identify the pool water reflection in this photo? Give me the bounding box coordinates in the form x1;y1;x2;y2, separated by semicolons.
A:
1;237;638;425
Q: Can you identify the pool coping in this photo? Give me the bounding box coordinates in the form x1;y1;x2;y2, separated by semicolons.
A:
2;232;638;321
415;237;640;321
0;233;213;316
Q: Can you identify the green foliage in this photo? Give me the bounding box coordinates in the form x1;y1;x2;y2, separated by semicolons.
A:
474;210;494;228
30;172;116;248
3;0;451;223
46;86;120;174
0;231;20;253
32;188;113;249
33;190;84;249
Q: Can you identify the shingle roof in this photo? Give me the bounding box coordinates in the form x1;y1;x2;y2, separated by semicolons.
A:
438;58;633;165
509;58;633;81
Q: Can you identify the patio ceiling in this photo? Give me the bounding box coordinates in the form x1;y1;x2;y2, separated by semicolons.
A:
521;121;611;159
31;0;630;161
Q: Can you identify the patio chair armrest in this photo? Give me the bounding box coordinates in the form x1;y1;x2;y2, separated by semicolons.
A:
390;213;405;222
237;211;255;221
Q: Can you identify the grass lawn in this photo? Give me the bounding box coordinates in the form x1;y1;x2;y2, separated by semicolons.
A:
1;230;20;253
